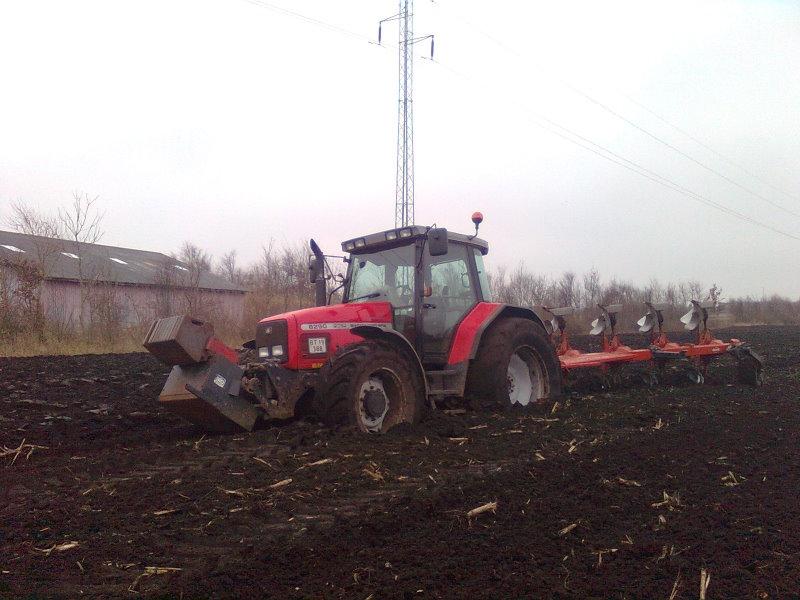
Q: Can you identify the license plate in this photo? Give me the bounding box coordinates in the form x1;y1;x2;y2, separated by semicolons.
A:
308;337;327;354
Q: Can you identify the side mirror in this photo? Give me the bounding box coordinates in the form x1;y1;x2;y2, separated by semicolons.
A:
428;227;449;257
308;256;322;284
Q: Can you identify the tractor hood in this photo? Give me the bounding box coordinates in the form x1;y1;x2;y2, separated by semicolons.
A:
257;302;395;370
259;301;394;330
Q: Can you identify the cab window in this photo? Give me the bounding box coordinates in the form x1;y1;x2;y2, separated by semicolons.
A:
473;248;492;301
347;245;415;308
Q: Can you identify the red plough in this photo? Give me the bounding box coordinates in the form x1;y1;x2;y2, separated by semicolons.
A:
544;301;764;388
639;300;764;385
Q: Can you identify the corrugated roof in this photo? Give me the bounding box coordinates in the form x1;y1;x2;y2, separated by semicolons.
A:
0;230;247;293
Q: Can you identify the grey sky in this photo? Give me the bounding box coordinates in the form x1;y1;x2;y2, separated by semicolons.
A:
1;0;798;298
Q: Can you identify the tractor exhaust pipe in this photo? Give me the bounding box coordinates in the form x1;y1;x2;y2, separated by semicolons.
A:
309;239;327;307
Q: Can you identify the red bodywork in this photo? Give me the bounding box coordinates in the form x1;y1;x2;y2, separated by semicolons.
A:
260;301;508;370
260;302;394;370
448;302;503;365
206;336;239;364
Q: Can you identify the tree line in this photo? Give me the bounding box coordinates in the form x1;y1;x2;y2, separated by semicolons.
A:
1;197;798;354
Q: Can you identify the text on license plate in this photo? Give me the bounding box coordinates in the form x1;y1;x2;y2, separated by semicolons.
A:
308;337;327;354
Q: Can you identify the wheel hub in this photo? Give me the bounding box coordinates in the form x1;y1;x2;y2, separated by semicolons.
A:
507;353;535;406
363;389;387;419
358;376;390;432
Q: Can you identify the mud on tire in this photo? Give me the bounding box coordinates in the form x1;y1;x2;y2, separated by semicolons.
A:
465;317;562;411
314;339;424;433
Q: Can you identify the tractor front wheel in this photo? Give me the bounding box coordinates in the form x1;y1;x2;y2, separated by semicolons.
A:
465;317;562;411
314;339;424;433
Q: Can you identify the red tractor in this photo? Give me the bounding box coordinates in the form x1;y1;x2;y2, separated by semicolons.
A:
144;215;563;433
144;215;763;433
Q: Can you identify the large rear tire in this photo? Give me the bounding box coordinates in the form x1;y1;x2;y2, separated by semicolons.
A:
315;339;424;433
465;317;562;411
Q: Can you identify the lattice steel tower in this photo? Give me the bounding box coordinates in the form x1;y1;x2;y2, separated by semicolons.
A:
380;1;432;228
395;0;414;228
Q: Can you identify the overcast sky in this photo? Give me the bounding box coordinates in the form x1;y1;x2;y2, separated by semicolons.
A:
1;0;798;298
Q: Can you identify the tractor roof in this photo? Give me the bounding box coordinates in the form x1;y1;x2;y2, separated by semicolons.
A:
342;225;489;255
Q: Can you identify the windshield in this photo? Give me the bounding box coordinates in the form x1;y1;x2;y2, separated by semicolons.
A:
346;244;415;307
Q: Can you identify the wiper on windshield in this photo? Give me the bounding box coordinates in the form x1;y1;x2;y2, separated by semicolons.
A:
347;292;381;303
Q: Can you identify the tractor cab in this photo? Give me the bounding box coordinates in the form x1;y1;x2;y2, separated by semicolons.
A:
336;224;491;367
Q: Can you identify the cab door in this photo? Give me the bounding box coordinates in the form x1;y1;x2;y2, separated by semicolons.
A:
419;243;478;366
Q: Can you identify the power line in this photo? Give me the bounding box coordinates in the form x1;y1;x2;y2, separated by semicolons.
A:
431;1;800;219
238;0;372;42
234;0;800;241
622;94;800;204
430;60;800;241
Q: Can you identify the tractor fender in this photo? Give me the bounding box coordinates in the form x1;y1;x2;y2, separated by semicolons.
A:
449;303;549;365
350;325;429;397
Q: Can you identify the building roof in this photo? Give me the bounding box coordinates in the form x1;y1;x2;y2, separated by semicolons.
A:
0;230;247;293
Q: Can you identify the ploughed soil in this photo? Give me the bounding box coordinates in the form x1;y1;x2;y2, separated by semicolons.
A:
1;326;799;599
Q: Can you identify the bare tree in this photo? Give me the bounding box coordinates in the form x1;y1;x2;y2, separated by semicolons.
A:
707;283;723;308
59;193;104;246
8;200;63;239
688;280;705;302
57;193;105;331
645;278;664;303
177;241;211;273
217;250;245;285
556;271;578;308
505;264;551;307
582;267;601;309
6;201;66;336
171;242;212;318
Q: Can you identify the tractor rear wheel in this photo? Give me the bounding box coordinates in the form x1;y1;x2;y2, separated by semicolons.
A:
315;339;424;433
465;317;562;411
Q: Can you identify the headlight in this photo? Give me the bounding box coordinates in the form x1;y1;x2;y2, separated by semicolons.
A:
344;241;356;251
399;228;413;238
354;238;366;248
385;230;398;241
255;319;288;362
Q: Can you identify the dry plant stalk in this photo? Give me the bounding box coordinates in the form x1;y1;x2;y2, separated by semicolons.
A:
1;438;48;465
467;501;498;518
301;458;334;469
128;566;182;592
558;523;578;536
721;471;743;486
668;572;681;600
699;568;711;599
33;541;79;556
268;478;292;489
617;477;642;487
652;491;682;510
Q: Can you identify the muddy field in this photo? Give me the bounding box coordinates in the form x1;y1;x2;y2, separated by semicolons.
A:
1;325;799;599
